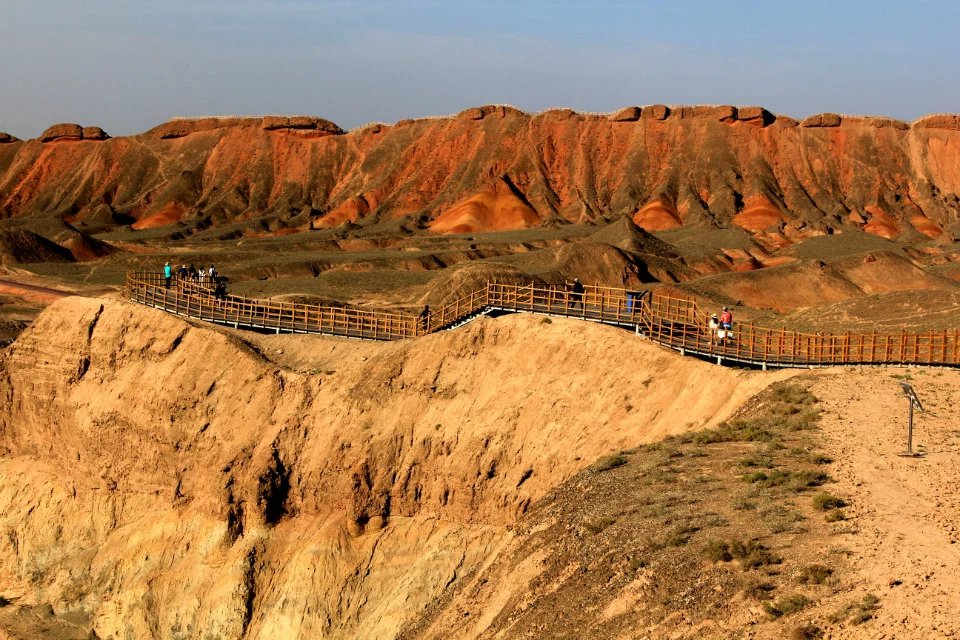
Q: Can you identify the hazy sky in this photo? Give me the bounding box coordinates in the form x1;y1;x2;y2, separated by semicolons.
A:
1;0;957;138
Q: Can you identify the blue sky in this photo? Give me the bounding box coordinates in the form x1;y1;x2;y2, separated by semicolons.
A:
1;0;957;138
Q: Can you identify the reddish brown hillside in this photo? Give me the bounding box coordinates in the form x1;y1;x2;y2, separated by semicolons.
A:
1;107;959;243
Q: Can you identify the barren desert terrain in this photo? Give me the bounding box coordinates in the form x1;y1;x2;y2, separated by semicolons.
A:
1;105;959;639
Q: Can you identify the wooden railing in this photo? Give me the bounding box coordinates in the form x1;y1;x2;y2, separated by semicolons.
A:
125;272;960;368
127;273;416;340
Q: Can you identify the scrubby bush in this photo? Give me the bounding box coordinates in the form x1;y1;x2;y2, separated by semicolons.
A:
825;509;847;522
742;578;776;600
790;623;824;639
730;539;782;569
583;516;615;534
704;540;733;562
592;454;628;472
796;564;833;585
765;593;811;617
812;492;847;511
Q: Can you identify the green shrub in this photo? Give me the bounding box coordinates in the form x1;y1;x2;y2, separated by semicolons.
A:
825;509;847;522
770;383;818;405
790;623;823;639
665;522;698;547
592;454;628;472
739;455;774;468
796;564;833;585
831;593;880;624
765;594;811;617
731;540;782;569
853;594;880;623
583;516;615;534
704;540;733;562
788;470;831;491
743;579;776;600
813;492;847;511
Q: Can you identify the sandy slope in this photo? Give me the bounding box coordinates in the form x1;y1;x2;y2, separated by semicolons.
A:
0;297;778;639
813;368;960;638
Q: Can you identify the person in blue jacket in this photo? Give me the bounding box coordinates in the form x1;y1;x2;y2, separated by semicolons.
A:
163;262;172;288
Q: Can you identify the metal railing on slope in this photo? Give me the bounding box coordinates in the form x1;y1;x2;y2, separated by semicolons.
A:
125;272;960;367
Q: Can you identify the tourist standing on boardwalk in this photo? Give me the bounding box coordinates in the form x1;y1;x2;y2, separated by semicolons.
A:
163;262;172;288
720;306;733;330
419;305;430;334
709;313;720;345
566;278;584;310
207;265;216;286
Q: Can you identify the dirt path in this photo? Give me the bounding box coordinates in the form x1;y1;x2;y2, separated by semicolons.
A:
813;367;960;638
0;278;76;303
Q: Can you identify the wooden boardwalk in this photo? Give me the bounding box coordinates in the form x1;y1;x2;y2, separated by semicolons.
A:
127;272;960;369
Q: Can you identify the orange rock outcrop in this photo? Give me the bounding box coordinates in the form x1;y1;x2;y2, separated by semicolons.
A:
0;106;958;241
429;178;540;234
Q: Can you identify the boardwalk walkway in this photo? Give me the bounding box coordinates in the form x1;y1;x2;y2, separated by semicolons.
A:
126;272;960;369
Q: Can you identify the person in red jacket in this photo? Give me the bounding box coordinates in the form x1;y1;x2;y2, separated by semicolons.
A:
720;306;733;330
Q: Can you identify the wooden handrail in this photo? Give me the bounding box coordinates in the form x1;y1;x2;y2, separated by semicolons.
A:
124;272;960;368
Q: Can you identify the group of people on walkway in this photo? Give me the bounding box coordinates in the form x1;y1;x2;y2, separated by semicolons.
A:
709;306;734;345
163;262;227;299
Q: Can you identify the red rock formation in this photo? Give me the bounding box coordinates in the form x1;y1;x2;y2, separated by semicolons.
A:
1;106;959;244
801;113;842;127
312;195;371;229
914;114;960;130
863;205;899;239
429;178;539;234
732;195;784;232
609;106;641;122
39;123;83;142
131;202;185;229
261;115;343;135
81;126;110;140
642;104;670;120
147;117;263;139
0;132;19;144
735;106;774;127
633;198;682;231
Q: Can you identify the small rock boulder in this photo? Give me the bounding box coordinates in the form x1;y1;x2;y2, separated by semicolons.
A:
261;116;344;135
609;106;642;122
869;118;909;130
912;114;960;131
39;123;83;142
81;126;110;140
801;113;842;127
148;117;261;139
539;108;578;121
457;105;497;120
642;104;670;120
736;106;774;127
774;115;800;127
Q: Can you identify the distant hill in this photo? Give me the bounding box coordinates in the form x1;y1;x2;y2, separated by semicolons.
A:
0;107;958;246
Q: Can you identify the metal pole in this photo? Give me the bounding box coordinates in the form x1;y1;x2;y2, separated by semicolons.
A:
906;397;914;455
